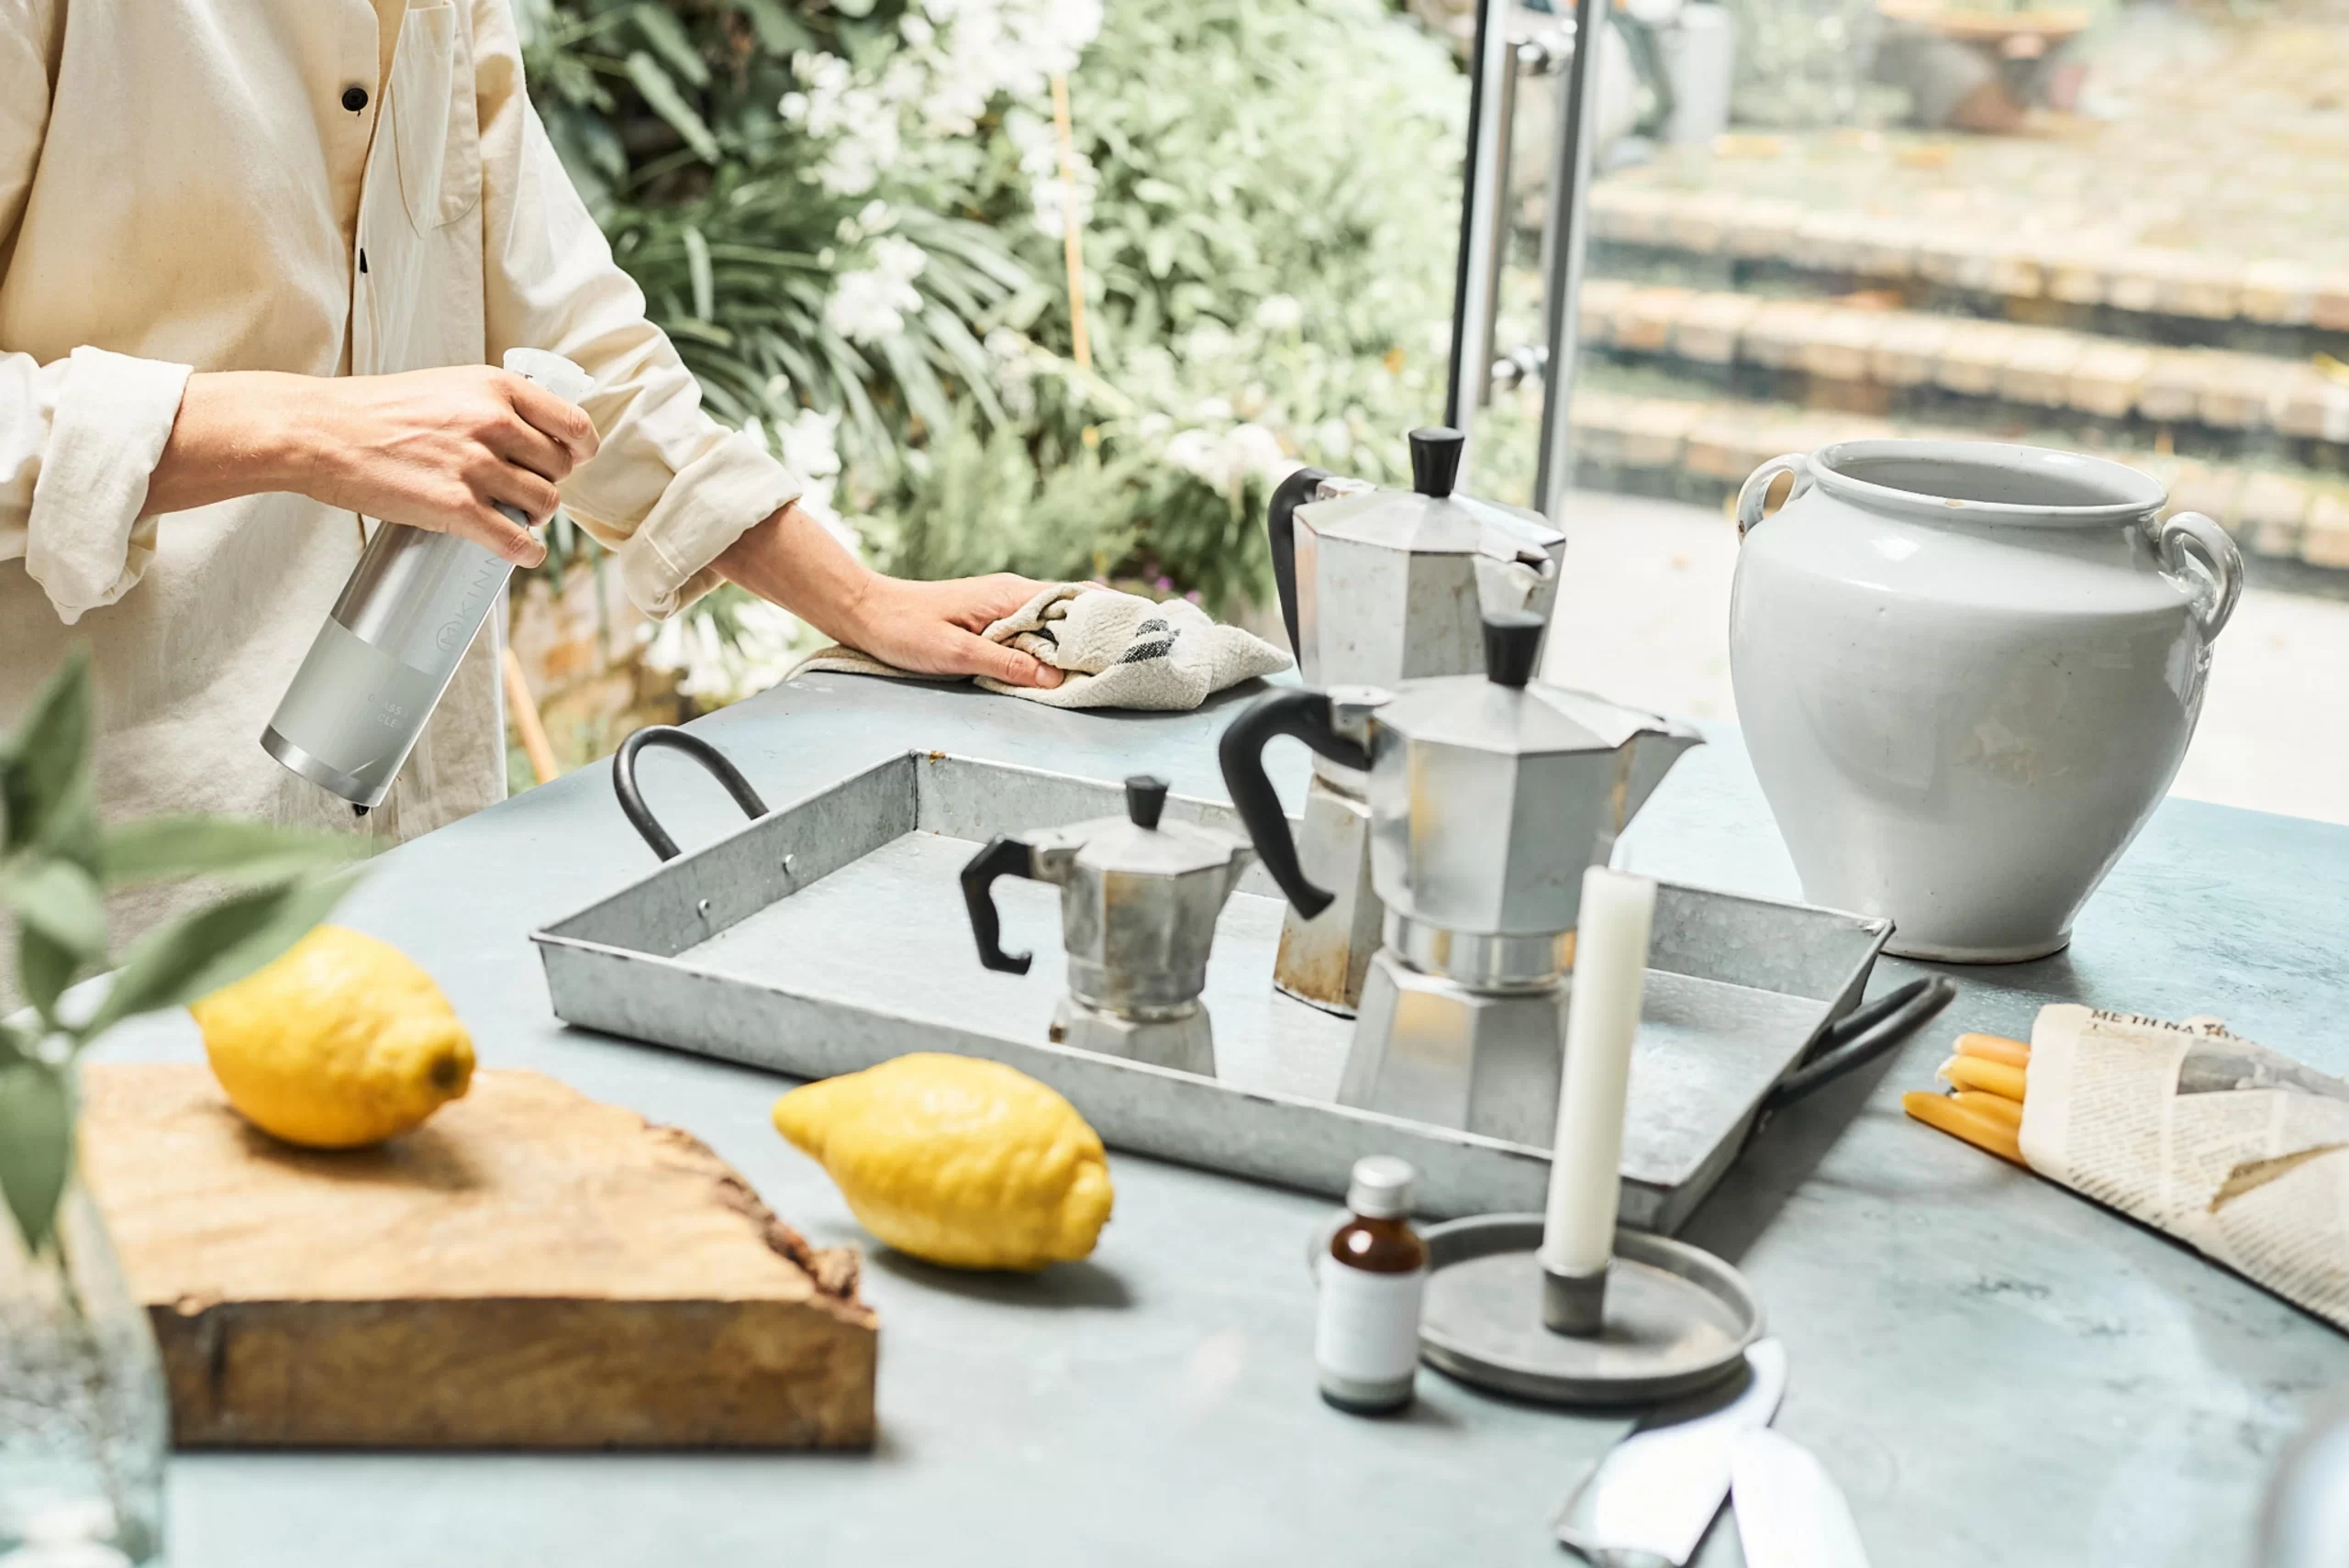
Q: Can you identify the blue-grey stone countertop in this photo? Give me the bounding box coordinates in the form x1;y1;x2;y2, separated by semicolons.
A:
92;673;2349;1567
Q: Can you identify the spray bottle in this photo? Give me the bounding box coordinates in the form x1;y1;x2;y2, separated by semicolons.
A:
261;350;596;813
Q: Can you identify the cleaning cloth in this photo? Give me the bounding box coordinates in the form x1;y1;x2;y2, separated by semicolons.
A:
787;584;1292;710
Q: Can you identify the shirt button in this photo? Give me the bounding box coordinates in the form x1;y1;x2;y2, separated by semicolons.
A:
341;84;370;113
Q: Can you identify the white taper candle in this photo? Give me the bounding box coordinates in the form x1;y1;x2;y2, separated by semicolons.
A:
1539;865;1658;1279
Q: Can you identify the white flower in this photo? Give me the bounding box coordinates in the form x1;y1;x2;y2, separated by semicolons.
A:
985;328;1041;417
778;407;844;482
1163;421;1293;495
1163;428;1223;487
1181;325;1236;367
1253;295;1304;333
825;264;922;344
1313;417;1353;459
872;235;928;284
777;0;1104;201
1223;422;1293;485
643;597;815;707
836;200;896;244
1188;395;1234;422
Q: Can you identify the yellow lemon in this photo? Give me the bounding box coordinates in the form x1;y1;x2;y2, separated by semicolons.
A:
191;926;474;1149
773;1053;1113;1272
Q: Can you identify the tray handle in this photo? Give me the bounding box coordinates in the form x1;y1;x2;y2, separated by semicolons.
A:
612;725;771;862
1217;687;1371;920
1763;976;1956;1110
961;836;1039;974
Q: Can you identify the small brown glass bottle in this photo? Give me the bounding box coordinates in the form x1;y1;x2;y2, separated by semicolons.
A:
1314;1156;1429;1414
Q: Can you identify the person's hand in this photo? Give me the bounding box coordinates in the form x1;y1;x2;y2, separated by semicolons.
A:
150;366;598;566
838;572;1067;689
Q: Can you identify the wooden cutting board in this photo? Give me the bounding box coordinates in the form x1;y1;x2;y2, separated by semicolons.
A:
77;1064;876;1450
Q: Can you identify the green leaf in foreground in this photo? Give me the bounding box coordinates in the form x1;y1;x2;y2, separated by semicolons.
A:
81;868;362;1040
0;1061;74;1253
0;857;108;961
3;649;92;856
17;928;79;1023
95;817;372;888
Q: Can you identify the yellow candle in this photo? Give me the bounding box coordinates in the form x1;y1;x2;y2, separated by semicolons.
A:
1539;866;1656;1279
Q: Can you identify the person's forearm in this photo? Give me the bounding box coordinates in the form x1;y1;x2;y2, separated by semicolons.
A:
139;365;592;564
144;371;314;515
715;502;880;645
713;504;1061;687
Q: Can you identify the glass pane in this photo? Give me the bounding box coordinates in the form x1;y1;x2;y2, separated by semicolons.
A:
1471;0;2349;819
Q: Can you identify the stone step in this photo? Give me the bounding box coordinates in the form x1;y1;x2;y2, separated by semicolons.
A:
1586;183;2349;336
1562;385;2349;570
1575;279;2349;446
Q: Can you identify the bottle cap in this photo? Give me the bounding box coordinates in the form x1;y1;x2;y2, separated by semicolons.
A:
1347;1155;1416;1218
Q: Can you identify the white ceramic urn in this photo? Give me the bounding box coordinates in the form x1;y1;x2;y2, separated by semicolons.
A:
1729;439;2243;963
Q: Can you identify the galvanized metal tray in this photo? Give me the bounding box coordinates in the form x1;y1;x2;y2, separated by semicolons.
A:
532;748;1894;1229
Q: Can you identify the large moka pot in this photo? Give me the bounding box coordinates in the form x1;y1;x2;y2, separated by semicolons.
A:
1264;427;1566;1018
1220;614;1699;1146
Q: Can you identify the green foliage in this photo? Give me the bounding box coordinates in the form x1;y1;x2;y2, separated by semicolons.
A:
0;652;368;1251
1012;0;1463;389
0;1062;72;1264
521;0;1028;487
870;406;1141;583
522;0;1464;620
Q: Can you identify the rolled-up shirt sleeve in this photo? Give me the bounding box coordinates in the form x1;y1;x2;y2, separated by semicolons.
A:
2;348;193;623
471;4;803;619
0;5;194;626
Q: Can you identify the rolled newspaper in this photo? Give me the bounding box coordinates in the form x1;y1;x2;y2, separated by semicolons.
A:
1911;1005;2349;1333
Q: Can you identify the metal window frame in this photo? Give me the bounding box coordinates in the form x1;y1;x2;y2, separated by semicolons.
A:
1443;0;1604;523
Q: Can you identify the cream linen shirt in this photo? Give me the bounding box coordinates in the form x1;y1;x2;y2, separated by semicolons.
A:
0;0;801;937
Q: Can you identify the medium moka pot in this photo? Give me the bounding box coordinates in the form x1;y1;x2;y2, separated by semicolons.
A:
1264;426;1566;1018
962;775;1254;1076
1220;615;1700;1146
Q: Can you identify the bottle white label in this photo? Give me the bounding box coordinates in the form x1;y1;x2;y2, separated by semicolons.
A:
1314;1256;1427;1384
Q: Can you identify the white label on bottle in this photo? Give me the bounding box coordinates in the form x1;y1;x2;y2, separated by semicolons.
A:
1313;1256;1427;1384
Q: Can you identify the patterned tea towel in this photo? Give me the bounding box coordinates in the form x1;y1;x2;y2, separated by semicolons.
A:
786;584;1292;710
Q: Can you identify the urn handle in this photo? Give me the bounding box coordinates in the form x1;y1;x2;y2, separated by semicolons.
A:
1735;453;1811;539
2152;509;2244;641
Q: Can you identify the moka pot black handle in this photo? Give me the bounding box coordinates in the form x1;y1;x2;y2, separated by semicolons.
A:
1265;467;1330;660
1217;687;1372;921
612;725;771;862
961;836;1040;974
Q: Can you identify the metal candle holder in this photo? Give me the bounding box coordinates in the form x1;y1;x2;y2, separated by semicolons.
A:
1418;975;1954;1405
1418;1216;1763;1406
